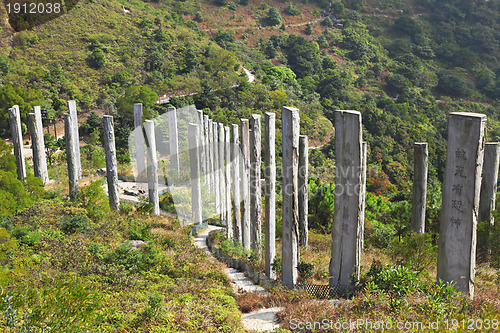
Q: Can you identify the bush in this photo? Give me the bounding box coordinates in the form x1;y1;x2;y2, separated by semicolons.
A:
321;17;333;27
129;221;150;241
88;49;106;68
104;242;160;272
285;2;301;15
388;232;437;275
60;215;91;235
364;260;419;297
297;261;314;283
267;7;282;26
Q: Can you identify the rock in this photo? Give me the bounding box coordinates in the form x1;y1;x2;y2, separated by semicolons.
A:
124;189;139;196
122;240;149;250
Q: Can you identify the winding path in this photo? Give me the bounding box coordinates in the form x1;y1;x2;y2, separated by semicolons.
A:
192;225;282;332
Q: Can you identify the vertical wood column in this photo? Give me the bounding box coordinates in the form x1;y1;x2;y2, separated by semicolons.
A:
134;103;146;180
28;106;49;184
264;112;276;279
298;135;309;247
231;124;242;243
167;106;179;172
196;111;206;176
67;100;82;179
282;107;300;286
479;143;500;225
103;116;120;210
204;115;210;185
225;126;232;237
241;119;251;250
437;112;486;298
64;114;79;199
219;123;227;225
189;123;203;225
411;142;428;234
329;110;363;286
250;115;262;253
8;105;26;181
145;120;160;216
213;121;220;215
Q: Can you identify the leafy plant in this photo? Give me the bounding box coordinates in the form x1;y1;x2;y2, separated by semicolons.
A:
60;215;91;235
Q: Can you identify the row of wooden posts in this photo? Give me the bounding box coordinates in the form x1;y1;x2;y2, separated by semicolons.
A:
7;102;499;298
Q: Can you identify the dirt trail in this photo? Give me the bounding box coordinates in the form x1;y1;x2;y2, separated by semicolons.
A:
193;226;282;332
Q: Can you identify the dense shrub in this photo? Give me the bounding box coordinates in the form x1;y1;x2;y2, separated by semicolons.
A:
60;215;91;235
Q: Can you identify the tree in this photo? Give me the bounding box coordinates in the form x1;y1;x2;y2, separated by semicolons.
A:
285;2;301;15
267;7;282;26
305;23;313;35
331;1;345;14
393;16;422;37
89;49;106;69
437;72;471;97
116;86;158;126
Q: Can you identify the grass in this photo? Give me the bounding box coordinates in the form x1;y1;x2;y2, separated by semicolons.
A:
0;188;246;331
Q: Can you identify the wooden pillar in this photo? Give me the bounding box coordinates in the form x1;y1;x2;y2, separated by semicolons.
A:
298;135;309;247
250;114;262;253
145;120;160;216
438;112;486;298
329;110;363;286
188;123;203;225
8;105;26;181
282;107;300;286
67;100;82;179
213;121;220;215
411;142;428;234
264;112;276;279
225;126;232;237
219;123;227;225
103;116;120;210
479;143;500;225
29;106;49;184
134;103;146;180
64;114;79;199
241;119;251;250
231;124;242;242
167;106;179;172
204;115;210;185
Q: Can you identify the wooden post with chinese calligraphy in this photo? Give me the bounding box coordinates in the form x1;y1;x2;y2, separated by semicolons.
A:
28;106;49;184
357;141;367;263
264;112;276;279
479;143;500;226
196;111;206;176
188;123;203;225
298;135;309;248
231;124;242;243
204;115;210;186
8;106;26;181
208;119;214;192
411;143;428;234
64;114;79;199
144;120;160;216
437;112;486;298
103;116;120;210
219;123;226;225
329;110;363;286
250;114;262;253
282;106;300;286
67;100;82;179
213;122;220;216
241;119;251;251
225;126;232;237
167;107;180;172
134;103;146;181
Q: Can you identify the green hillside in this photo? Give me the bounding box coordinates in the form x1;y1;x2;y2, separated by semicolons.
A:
1;0;500;330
